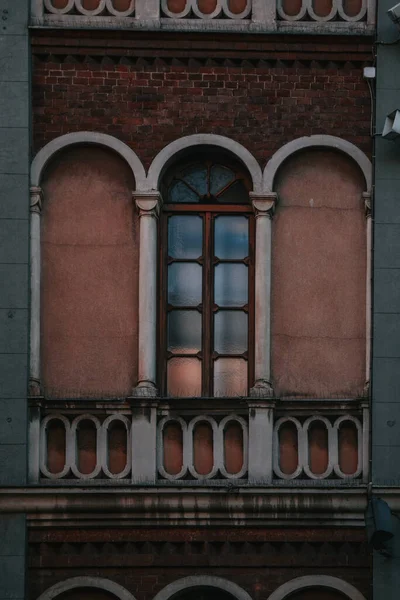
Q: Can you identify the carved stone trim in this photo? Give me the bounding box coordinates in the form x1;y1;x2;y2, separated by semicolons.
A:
250;192;277;219
263;135;372;193
146;134;262;194
134;191;162;217
363;191;372;218
30;186;43;214
268;575;367;600
153;576;253;600
36;577;137;600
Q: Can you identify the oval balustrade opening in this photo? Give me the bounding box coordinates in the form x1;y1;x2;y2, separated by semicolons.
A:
77;419;98;475
193;421;214;475
163;421;184;476
338;420;358;475
223;421;244;475
107;420;128;475
308;421;329;475
46;419;67;474
278;421;299;476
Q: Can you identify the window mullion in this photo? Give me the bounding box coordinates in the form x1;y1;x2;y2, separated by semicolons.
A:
202;212;212;397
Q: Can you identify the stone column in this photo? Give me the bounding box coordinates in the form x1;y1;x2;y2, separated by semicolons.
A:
29;186;43;396
250;193;277;398
247;400;275;483
364;191;372;395
252;0;276;27
135;0;160;19
130;400;159;484
132;192;162;398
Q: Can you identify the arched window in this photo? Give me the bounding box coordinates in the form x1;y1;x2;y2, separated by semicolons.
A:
159;153;254;398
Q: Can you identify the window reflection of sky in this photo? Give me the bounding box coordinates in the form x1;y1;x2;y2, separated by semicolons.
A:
168;215;203;258
168;311;202;354
215;263;248;307
210;165;235;195
168;163;239;202
215;216;248;259
168;263;202;306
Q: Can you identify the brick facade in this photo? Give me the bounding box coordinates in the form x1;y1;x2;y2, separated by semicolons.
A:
28;529;371;600
32;33;372;167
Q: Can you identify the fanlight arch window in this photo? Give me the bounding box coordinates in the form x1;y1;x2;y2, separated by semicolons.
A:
159;155;254;398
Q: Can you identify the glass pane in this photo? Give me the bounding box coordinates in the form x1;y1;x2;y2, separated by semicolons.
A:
210;165;235;196
167;357;202;397
214;358;247;397
168;311;201;354
168;215;203;259
214;216;248;259
214;311;247;354
183;165;208;197
168;263;202;306
169;179;199;203
214;263;248;307
218;179;248;204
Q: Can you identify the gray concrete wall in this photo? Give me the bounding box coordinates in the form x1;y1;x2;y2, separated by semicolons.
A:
0;0;30;598
373;0;400;597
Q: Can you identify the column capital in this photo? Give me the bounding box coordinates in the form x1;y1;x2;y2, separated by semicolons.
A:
30;186;43;215
250;192;277;218
133;191;162;217
250;379;275;398
363;191;372;218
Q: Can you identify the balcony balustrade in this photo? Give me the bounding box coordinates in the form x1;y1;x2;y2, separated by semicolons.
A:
29;398;369;486
31;0;375;33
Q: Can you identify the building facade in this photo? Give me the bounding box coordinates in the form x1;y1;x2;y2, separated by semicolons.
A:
1;0;394;599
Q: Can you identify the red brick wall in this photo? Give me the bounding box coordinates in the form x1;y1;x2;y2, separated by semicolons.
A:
28;528;371;600
32;55;372;169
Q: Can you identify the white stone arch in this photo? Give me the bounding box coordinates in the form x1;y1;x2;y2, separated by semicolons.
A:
263;134;373;399
267;575;367;600
36;576;137;600
145;134;263;193
28;131;146;399
30;131;146;188
262;135;372;193
152;576;253;600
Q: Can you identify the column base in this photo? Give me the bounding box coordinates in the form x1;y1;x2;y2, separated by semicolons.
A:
131;381;158;398
250;379;274;398
29;377;41;397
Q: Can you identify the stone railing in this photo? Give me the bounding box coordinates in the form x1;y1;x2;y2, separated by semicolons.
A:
29;398;369;485
31;0;375;33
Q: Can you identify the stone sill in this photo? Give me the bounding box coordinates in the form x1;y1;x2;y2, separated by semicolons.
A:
30;17;374;36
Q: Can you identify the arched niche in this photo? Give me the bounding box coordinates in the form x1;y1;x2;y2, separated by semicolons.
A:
267;575;367;600
146;134;262;193
152;576;253;600
36;577;137;600
40;144;139;398
270;145;368;398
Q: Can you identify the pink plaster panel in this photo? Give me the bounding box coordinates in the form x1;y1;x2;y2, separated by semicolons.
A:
41;146;138;398
272;150;366;398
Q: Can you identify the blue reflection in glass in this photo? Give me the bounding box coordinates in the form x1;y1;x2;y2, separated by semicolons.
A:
183;165;208;197
169;180;199;203
169;216;203;259
214;311;247;354
168;263;202;306
210;165;235;196
214;216;248;259
214;263;248;307
168;311;202;354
